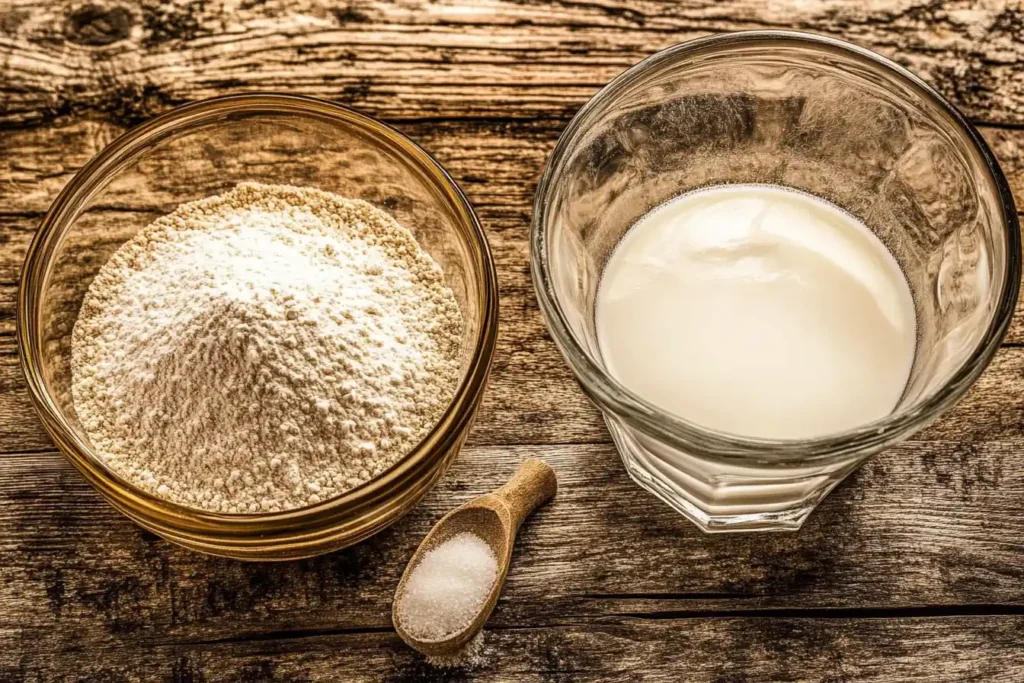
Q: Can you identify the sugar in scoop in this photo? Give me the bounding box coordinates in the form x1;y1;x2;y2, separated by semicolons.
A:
396;532;498;641
393;459;557;660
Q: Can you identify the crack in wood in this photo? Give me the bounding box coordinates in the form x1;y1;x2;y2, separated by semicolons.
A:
603;604;1024;622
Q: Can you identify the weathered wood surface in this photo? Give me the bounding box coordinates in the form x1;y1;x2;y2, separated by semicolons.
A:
1;0;1023;681
2;0;1024;125
7;616;1024;682
3;443;1024;681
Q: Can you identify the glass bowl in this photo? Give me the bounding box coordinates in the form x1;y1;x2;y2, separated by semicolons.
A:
18;93;499;560
532;31;1021;533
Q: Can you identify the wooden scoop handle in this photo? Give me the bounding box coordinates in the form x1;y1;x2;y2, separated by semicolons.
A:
493;458;557;530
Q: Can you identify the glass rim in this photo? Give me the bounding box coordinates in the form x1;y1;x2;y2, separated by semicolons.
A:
17;92;500;535
530;30;1021;463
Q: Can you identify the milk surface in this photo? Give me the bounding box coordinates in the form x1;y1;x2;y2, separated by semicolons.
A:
596;184;917;439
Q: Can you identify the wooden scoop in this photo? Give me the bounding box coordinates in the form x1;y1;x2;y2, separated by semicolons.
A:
392;458;557;658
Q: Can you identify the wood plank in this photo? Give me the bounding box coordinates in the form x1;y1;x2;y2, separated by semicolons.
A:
0;337;47;450
1;1;1024;126
2;442;1022;653
0;118;1022;452
3;615;1024;682
982;126;1024;208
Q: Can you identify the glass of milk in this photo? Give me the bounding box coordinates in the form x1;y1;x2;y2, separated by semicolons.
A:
531;31;1021;532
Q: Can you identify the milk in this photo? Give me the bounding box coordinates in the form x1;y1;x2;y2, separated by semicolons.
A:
595;184;917;440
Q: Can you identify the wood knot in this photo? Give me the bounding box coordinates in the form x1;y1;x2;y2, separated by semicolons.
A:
65;4;133;46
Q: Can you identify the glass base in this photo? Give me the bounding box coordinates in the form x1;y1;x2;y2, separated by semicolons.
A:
604;416;864;533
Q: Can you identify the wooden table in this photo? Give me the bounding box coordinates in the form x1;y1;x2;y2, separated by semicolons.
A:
2;2;1023;680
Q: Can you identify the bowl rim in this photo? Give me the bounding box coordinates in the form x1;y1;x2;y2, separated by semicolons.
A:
17;92;500;534
530;30;1021;463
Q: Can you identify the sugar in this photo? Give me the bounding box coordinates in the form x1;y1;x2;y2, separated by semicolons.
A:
425;631;488;669
398;532;498;641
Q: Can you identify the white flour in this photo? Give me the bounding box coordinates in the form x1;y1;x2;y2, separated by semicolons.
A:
71;183;462;513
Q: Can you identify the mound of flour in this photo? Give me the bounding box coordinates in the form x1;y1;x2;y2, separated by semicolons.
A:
71;183;462;513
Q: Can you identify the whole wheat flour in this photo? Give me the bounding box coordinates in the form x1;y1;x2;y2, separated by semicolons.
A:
71;182;462;513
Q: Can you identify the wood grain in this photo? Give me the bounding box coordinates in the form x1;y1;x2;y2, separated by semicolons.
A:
1;0;1024;125
2;443;1023;641
2;1;1024;680
4;616;1024;682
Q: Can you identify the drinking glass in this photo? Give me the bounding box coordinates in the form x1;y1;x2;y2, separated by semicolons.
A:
531;31;1021;532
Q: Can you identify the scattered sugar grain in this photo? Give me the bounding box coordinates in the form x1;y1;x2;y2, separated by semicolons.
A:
425;631;488;669
398;532;498;641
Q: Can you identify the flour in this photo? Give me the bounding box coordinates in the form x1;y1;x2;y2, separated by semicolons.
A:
71;182;462;513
